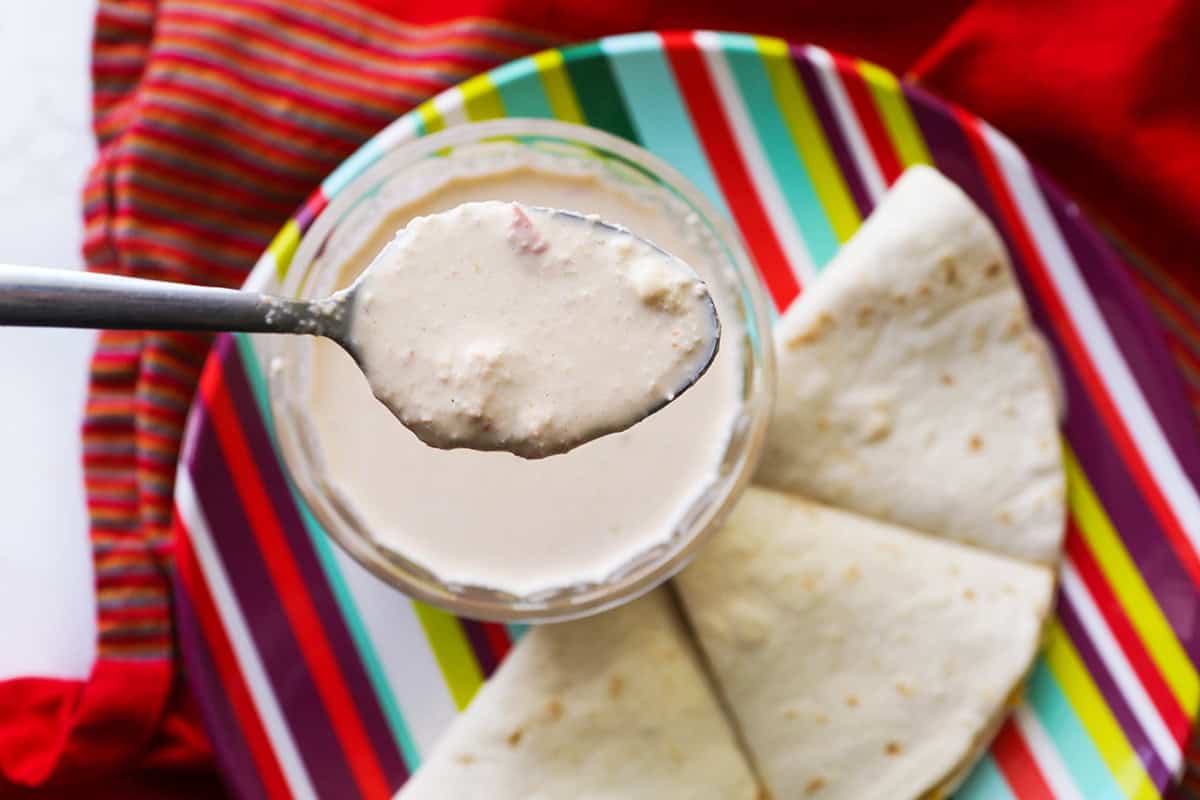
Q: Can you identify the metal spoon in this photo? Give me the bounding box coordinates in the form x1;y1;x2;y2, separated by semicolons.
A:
0;208;720;456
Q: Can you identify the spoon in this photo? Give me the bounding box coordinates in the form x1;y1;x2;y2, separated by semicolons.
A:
0;205;720;458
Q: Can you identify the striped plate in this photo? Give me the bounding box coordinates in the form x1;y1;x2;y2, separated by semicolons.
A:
173;31;1200;800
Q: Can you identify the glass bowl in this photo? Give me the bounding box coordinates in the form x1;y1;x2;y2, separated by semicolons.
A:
267;119;775;622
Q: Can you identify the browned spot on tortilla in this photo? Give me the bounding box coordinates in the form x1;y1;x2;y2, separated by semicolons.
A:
608;675;623;700
816;415;832;431
964;588;977;601
801;572;821;591
756;787;771;800
895;682;913;697
918;284;932;299
784;708;800;720
846;695;859;708
940;373;955;386
969;434;984;451
456;753;475;764
986;261;1003;278
805;777;827;795
814;712;828;725
1006;317;1025;338
786;312;835;348
507;728;524;747
885;740;903;756
940;257;959;286
893;293;908;305
857;305;875;327
996;510;1014;525
546;698;564;720
845;564;861;582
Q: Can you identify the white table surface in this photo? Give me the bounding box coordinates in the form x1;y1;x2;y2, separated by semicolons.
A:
0;2;100;681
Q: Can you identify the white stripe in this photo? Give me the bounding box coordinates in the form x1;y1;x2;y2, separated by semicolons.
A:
695;31;817;287
431;87;468;127
176;471;319;800
983;124;1200;560
1060;560;1182;772
802;45;887;203
329;545;459;760
1012;702;1086;800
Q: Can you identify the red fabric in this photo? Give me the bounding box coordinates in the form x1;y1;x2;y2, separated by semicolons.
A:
1;0;1197;797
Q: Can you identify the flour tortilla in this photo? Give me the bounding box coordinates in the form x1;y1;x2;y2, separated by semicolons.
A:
757;165;1065;564
395;588;762;800
674;487;1053;800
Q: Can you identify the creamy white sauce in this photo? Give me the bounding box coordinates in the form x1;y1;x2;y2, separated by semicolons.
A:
344;201;718;459
307;166;742;596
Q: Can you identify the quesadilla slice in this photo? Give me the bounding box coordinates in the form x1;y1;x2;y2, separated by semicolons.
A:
757;165;1065;564
396;588;762;800
674;487;1053;800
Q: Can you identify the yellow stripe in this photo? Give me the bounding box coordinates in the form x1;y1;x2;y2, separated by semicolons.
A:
532;50;585;124
1065;446;1200;715
416;99;445;135
755;37;860;242
1044;621;1158;799
858;60;933;169
459;73;506;121
411;601;483;709
266;220;300;280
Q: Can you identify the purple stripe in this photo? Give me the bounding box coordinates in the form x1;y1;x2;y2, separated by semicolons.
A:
908;84;1200;662
174;578;269;800
459;619;499;677
1039;173;1200;489
219;337;410;787
790;46;873;218
188;390;362;800
1056;593;1173;786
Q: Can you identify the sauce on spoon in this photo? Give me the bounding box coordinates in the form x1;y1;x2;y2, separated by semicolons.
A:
342;200;720;459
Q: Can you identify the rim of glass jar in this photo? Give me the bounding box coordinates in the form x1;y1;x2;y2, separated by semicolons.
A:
266;118;776;623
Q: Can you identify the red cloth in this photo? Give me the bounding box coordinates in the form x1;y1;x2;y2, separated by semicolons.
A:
1;0;1197;797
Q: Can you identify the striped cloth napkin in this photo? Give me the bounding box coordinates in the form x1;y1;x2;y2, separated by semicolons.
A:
1;0;1197;796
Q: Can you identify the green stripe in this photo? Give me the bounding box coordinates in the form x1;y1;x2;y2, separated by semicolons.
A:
561;41;638;143
490;57;554;119
718;33;839;269
234;333;422;768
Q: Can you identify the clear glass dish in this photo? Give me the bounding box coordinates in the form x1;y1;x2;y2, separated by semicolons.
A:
267;119;775;622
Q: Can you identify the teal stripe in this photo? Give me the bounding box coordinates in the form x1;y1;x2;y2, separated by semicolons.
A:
717;33;840;269
489;58;554;118
233;334;423;769
505;623;529;642
1025;657;1118;799
953;755;1016;800
599;33;729;216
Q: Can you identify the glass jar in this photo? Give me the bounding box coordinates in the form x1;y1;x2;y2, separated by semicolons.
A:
268;119;775;622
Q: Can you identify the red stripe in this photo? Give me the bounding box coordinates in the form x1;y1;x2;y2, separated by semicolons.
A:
830;54;903;184
660;31;800;310
990;719;1056;799
1064;522;1192;743
482;623;512;662
957;109;1200;588
175;517;292;800
203;379;391;799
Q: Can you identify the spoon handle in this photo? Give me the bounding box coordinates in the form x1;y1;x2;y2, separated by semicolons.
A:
0;264;313;334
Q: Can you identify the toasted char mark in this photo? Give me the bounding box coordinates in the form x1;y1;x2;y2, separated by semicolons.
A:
786;312;836;349
940;373;955;386
985;261;1003;278
885;740;903;756
545;698;564;720
507;728;524;747
968;434;984;452
608;675;623;699
805;777;827;795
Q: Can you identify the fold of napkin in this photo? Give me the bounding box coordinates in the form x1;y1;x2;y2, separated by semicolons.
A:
0;0;1196;796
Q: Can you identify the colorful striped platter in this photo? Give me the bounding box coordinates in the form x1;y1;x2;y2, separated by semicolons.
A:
172;31;1200;800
